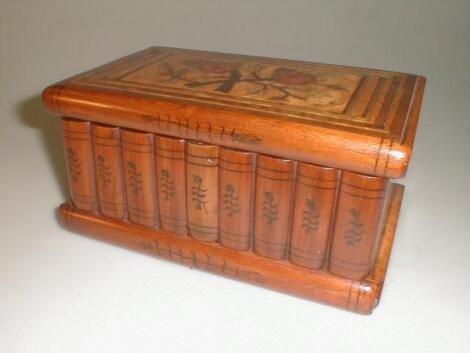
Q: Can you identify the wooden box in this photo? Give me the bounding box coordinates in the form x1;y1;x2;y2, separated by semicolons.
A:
42;47;425;314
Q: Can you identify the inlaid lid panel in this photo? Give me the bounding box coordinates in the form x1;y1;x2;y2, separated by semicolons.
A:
68;47;421;141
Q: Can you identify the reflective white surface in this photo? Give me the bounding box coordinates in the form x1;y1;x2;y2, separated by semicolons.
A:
1;1;469;352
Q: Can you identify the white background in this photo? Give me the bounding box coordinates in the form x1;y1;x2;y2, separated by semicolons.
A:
1;1;469;352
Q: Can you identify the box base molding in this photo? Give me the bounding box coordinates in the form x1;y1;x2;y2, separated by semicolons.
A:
57;184;404;314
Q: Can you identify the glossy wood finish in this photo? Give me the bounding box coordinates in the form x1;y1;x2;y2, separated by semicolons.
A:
289;163;338;269
44;48;426;313
218;148;256;251
121;129;157;227
329;171;388;280
186;142;219;241
43;47;426;179
253;155;296;260
91;124;127;219
154;135;187;235
57;183;404;314
61;118;98;211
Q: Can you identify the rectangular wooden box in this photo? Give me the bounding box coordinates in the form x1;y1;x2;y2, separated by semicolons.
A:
43;47;425;313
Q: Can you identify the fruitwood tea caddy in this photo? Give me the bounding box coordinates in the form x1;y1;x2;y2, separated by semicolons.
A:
42;47;425;314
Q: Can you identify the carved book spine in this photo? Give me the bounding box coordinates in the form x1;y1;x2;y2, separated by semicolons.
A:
253;155;296;260
289;163;339;269
218;148;256;251
154;135;187;235
121;130;157;227
329;171;388;280
91;124;127;219
61;118;98;212
186;142;219;241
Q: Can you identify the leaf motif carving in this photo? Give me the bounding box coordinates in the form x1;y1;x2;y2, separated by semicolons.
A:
345;208;365;245
160;169;175;201
262;192;278;225
223;184;240;217
66;147;81;182
191;175;209;213
301;198;319;234
127;161;143;195
97;155;111;188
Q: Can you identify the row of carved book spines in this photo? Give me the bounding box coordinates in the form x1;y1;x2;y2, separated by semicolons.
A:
63;119;388;279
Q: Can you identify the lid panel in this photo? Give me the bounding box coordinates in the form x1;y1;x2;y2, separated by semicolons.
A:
70;47;419;141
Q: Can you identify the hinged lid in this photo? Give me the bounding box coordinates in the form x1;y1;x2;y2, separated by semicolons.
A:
42;47;425;178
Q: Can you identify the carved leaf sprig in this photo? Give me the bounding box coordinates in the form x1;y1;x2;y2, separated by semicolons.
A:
160;169;176;201
191;175;209;213
223;184;240;217
66;147;81;182
127;161;143;195
262;192;278;225
345;208;365;245
97;155;111;188
301;198;320;234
